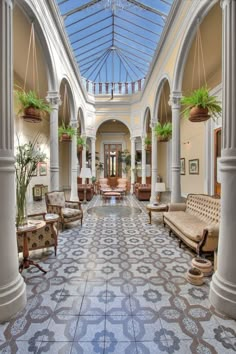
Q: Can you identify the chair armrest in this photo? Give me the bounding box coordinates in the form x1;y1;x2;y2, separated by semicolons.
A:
65;200;82;210
205;223;219;238
168;203;186;212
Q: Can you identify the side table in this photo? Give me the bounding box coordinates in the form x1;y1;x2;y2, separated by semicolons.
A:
146;203;168;224
17;220;47;274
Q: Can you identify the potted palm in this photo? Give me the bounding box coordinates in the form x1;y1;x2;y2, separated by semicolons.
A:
154;122;172;142
180;86;222;122
58;123;76;142
15;140;46;228
77;136;86;151
15;88;52;123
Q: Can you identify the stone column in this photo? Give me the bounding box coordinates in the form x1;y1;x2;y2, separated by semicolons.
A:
70;120;78;201
46;91;61;191
209;0;236;318
170;92;182;203
130;137;136;193
91;137;96;179
0;0;26;322
150;122;158;203
141;136;146;184
81;136;87;184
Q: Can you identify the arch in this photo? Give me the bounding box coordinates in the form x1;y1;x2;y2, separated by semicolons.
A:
17;1;57;90
59;77;76;121
95;117;131;135
142;107;151;136
77;107;85;135
172;0;218;92
152;74;171;122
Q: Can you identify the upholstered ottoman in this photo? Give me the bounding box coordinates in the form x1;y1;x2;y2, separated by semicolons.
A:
103;192;121;202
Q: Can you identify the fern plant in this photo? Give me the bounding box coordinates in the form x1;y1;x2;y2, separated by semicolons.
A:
58;123;76;139
180;86;221;120
154;122;172;141
15;89;52;115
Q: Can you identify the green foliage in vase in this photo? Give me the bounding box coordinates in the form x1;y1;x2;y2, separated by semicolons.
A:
15;88;52;115
15;138;47;227
154;122;172;140
180;86;222;119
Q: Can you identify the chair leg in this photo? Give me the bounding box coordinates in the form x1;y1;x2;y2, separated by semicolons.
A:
54;246;57;256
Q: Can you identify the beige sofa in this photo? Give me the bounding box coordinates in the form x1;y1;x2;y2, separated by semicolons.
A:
163;194;221;255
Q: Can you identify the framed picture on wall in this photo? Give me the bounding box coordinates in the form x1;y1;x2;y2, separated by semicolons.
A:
39;162;47;176
189;159;199;175
180;158;185;175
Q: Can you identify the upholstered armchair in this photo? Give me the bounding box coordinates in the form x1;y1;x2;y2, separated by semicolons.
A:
45;191;83;230
17;212;59;256
98;178;110;194
116;178;128;194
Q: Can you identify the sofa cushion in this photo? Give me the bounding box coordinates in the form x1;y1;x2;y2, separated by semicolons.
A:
62;208;82;219
163;211;207;242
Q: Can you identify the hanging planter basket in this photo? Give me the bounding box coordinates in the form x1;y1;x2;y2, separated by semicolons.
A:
188;106;210;123
22;107;42;123
158;136;169;143
77;145;83;152
60;133;72;142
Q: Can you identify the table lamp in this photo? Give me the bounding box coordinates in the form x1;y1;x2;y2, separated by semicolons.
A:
80;167;92;203
155;182;166;204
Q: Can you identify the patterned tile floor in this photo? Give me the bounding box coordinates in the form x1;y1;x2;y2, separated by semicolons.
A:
1;195;236;353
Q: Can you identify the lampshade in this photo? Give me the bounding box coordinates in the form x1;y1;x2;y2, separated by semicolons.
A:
155;182;166;193
80;167;92;179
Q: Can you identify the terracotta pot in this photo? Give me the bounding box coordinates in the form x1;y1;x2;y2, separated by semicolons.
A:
60;133;72;142
186;267;204;286
191;257;212;276
77;145;83;152
22;107;42;123
189;106;210;122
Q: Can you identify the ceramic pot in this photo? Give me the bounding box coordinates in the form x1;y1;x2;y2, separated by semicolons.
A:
22;107;42;123
186;267;204;286
191;257;213;276
189;106;210;122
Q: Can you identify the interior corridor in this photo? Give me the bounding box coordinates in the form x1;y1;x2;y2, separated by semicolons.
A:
0;196;236;353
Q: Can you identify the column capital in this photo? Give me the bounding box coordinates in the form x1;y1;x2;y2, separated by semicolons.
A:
169;91;182;109
150;121;157;129
70;120;78;129
46;91;61;107
90;136;96;142
130;136;136;142
221;0;232;9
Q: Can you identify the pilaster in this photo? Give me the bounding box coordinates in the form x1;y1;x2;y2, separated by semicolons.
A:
141;136;146;184
169;92;182;203
69;120;78;201
46;91;61;191
81;136;87;183
210;0;236;318
91;137;96;179
150;122;158;203
0;0;26;322
130;137;136;193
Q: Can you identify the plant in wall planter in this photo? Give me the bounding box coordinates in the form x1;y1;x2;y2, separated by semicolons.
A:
144;137;152;150
58;123;76;142
180;86;222;122
77;136;87;151
15;88;52;123
154;122;172;142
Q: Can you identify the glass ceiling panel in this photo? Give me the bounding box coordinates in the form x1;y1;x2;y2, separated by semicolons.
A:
56;0;174;85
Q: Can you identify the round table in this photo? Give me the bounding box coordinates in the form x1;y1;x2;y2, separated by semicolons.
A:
146;203;168;224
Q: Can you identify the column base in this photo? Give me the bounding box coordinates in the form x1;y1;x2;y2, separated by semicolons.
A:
209;272;236;319
0;274;26;323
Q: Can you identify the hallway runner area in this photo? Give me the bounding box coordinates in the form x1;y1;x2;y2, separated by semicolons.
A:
0;195;236;353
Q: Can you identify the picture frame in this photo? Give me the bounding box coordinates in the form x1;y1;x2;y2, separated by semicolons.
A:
180;158;185;175
189;159;199;175
39;162;47;176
